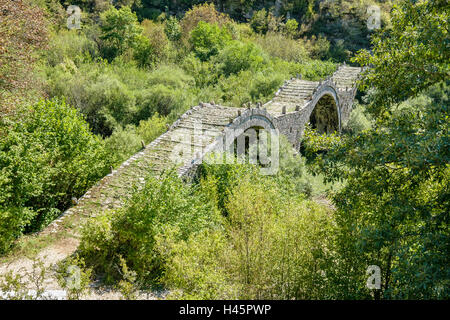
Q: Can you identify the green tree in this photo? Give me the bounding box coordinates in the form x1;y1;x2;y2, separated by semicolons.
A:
250;8;269;34
190;21;232;61
79;171;221;284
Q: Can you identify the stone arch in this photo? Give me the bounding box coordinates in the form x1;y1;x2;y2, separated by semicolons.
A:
308;85;341;134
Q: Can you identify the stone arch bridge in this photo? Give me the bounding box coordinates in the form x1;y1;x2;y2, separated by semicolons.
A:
46;65;361;232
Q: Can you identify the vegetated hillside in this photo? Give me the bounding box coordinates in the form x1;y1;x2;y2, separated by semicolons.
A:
0;0;337;253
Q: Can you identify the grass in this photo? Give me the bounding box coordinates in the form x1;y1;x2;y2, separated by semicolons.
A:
306;171;345;198
0;230;72;264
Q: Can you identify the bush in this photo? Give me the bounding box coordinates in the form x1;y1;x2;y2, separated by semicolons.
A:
44;61;148;137
0;99;110;252
181;54;218;88
46;30;98;67
284;19;299;38
276;135;313;196
249;70;285;101
216;71;253;107
180;3;230;40
215;41;268;76
164;16;181;42
86;74;137;136
157;228;240;299
136;84;185;119
250;9;269;34
299;35;331;60
132;35;155;68
190;21;232;61
250;9;282;35
146;65;195;89
44;61;190;137
344;103;372;134
99;6;143;61
253;32;309;63
104;126;143;168
141;19;169;62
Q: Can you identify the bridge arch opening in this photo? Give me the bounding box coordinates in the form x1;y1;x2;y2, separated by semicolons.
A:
309;93;340;134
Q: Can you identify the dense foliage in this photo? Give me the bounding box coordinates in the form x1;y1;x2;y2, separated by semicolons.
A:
0;0;447;301
78;137;324;294
0;0;48;115
0;0;337;253
303;0;449;299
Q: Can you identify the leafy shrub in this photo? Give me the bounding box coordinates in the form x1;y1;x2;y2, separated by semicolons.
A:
190;21;232;61
79;171;221;285
344;103;372;134
104;126;143;167
250;9;282;34
216;71;253;107
99;6;143;61
164;16;182;42
141;19;169;62
45;61;143;136
180;3;230;40
253;32;309;63
284;19;299;38
55;254;93;300
276;135;313;196
136;113;167;144
0;257;49;300
0;99;110;252
249;70;285;101
159;170;335;299
45;60;190;137
215;41;268;76
181;54;218;88
132;35;155;68
299;35;331;60
294;60;337;81
86;74;137;136
46;30;98;67
250;8;269;34
157;228;240;299
136;84;185;119
146;64;195;89
0;208;34;253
